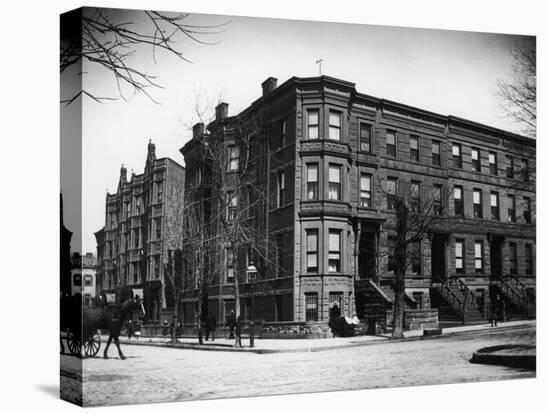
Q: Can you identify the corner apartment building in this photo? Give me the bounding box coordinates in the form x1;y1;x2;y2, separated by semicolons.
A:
180;75;536;327
96;141;185;323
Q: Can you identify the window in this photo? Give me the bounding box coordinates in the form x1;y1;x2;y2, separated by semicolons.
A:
506;155;514;178
277;170;285;207
305;292;319;321
359;123;372;152
154;256;160;279
360;173;372;208
489;152;497;175
490;192;500;220
328;230;341;273
455;240;464;273
411;181;420;213
475;241;483;274
411;240;421;275
432;184;443;215
133;264;138;283
227;192;238;221
410;136;419;163
307;109;319;140
226;248;234;283
191;168;202;187
521;159;529;181
525;244;533;275
523;197;532;223
386;131;396;158
509;243;518;275
387;236;396;273
306;230;318;273
155;218;162;240
134;230;139;248
228;146;240;172
413;292;424;309
387;178;397;210
306;164;319;200
136;197;141;214
280;119;287;147
452;143;462;169
73;274;82;286
276;234;284;277
432;141;441;166
454;186;464;216
473;189;483;218
329;110;341;140
328;164;342;201
507;195;516;222
329;292;343;312
157;182;163;202
471;148;481;172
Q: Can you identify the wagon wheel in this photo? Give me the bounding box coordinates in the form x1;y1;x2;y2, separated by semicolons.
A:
84;330;101;357
66;329;81;356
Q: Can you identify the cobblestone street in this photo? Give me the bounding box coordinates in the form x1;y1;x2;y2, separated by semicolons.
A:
60;325;535;407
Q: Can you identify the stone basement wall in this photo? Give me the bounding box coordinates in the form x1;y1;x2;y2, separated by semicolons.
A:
384;309;439;332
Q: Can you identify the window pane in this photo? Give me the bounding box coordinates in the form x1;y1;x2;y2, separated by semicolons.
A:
360;174;371;191
410;137;418;149
307;232;317;251
454;187;462;199
329;127;340;140
475;242;482;257
329;232;340;251
329;111;340;126
432;142;440;154
308;126;319;139
472;149;479;160
329;165;341;183
308;110;318;125
411;182;419;197
387;179;396;194
455;242;462;257
307;164;318;182
452;144;460;156
307;253;317;268
490;193;497;207
473;190;480;204
489;153;495;163
386;131;395;144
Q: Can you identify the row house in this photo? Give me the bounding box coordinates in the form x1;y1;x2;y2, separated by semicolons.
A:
180;75;536;329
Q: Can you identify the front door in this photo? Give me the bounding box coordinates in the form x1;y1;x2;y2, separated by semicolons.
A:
490;237;503;280
431;234;446;283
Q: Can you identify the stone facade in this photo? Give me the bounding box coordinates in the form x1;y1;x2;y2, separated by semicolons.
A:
95;142;185;323
181;75;536;327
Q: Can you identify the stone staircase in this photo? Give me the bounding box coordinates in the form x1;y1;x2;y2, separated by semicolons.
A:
430;278;486;326
490;276;536;320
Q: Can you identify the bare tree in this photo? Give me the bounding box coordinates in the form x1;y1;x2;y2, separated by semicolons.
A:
379;179;452;339
181;96;283;346
60;8;228;104
495;42;536;138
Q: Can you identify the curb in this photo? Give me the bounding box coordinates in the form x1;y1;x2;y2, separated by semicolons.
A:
470;345;536;370
111;322;535;354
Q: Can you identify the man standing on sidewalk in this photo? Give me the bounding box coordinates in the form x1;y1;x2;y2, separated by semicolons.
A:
205;312;216;341
227;310;236;339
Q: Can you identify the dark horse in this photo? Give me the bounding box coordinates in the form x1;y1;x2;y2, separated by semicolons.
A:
82;294;145;360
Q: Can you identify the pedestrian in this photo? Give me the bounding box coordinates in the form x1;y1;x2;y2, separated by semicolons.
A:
205;312;217;341
169;315;177;341
227;310;236;339
162;320;169;338
328;301;341;338
234;314;242;348
490;294;500;327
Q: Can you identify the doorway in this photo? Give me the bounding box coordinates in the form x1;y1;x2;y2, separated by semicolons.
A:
431;233;446;283
490;236;503;280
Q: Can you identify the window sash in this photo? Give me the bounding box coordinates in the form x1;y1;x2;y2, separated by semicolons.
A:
452;144;461;157
360;124;372;152
307;110;319;139
329;111;341;140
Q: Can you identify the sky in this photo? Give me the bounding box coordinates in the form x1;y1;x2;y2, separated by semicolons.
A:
60;7;534;254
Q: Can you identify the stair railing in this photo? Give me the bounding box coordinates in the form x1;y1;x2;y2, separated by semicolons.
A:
434;277;466;322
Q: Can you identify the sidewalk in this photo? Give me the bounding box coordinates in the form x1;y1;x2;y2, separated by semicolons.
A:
108;319;535;354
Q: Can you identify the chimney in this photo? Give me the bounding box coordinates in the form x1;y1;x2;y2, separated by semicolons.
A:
120;164;127;183
215;102;229;120
193;122;205;139
261;77;278;97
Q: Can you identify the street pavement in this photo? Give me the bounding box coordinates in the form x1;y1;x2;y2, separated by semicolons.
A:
60;321;536;407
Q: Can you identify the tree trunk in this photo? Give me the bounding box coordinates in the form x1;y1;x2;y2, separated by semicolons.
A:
392;199;409;339
232;253;241;347
196;293;203;345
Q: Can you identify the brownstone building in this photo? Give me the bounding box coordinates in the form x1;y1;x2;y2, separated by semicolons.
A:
96;141;185;322
180;75;536;330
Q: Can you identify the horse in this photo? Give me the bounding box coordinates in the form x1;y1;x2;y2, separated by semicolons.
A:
83;295;145;360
